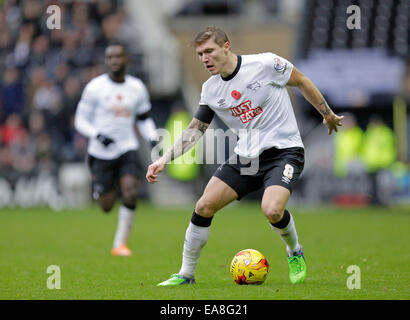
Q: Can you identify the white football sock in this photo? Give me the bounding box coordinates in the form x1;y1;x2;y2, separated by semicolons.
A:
271;211;301;256
113;205;135;248
179;222;210;278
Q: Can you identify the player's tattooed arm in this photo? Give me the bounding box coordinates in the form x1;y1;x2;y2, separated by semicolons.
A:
318;98;332;117
146;118;209;183
164;118;209;162
288;67;334;115
287;67;344;134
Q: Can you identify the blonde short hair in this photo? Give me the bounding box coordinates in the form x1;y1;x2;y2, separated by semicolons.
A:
192;26;229;47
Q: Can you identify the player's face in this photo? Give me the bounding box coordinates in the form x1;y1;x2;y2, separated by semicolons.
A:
105;45;127;75
196;37;230;76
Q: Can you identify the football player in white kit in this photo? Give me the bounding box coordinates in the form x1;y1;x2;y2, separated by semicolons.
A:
147;27;344;285
75;43;157;256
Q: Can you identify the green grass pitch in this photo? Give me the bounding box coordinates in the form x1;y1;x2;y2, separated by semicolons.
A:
0;201;409;300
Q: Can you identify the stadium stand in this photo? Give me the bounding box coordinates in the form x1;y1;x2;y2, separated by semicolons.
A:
297;0;408;110
295;0;409;206
299;0;408;56
0;0;146;186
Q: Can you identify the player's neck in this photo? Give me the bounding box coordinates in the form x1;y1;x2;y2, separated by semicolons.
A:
109;72;126;83
220;53;239;79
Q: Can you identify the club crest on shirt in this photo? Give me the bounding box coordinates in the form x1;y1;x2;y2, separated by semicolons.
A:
246;81;261;92
274;58;287;74
229;100;263;124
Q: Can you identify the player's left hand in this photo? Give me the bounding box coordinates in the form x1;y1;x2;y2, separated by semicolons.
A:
323;114;344;135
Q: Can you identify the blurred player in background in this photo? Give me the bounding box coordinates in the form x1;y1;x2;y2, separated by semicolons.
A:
147;26;343;285
75;43;157;256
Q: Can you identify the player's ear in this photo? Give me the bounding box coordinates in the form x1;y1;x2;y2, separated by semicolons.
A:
223;41;230;52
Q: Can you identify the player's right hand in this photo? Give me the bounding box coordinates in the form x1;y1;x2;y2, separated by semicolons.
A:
146;158;166;184
97;134;115;147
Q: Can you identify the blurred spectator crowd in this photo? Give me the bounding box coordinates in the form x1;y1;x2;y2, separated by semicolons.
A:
0;0;134;185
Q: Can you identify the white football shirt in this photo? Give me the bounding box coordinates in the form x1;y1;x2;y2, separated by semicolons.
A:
199;53;304;158
75;73;151;159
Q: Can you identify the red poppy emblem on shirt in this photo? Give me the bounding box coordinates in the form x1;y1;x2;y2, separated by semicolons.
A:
231;90;241;100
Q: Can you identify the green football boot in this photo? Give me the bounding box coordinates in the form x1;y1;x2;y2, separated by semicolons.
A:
288;248;307;284
157;273;196;286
